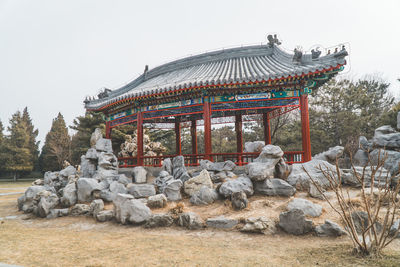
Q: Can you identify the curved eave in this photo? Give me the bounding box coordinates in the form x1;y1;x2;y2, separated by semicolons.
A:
86;63;344;112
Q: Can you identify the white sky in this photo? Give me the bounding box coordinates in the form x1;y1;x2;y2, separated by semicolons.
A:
0;0;399;147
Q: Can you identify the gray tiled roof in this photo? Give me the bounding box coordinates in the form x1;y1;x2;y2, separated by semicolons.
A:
85;44;347;110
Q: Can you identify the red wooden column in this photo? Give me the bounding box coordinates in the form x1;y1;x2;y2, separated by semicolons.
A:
203;97;212;161
235;114;243;165
191;120;198;165
300;94;312;162
175;119;182;155
136;112;144;166
263;112;271;145
105;121;112;139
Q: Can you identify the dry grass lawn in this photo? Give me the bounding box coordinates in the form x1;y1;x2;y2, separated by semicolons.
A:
1;182;400;266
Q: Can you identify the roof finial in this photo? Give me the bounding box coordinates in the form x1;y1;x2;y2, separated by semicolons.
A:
143;65;149;80
267;34;281;47
293;47;303;64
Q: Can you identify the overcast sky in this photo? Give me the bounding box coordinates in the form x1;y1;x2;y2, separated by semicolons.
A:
1;0;399;147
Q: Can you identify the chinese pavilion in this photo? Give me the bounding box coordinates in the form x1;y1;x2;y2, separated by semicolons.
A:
84;36;348;168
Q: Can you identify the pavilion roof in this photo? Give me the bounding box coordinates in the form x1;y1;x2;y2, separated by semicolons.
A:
85;41;347;111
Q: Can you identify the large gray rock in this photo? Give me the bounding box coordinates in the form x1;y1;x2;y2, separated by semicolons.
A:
172;156;191;182
190;186;219;205
341;166;391;187
177;212;204;230
70;204;90;216
132;166;147;183
163;179;183;201
60;182;77;207
359;136;372;151
76;178;101;202
90;128;103;147
98;152;118;170
287;159;337;191
398;112;400;130
219;176;254;198
95;138;113;153
231;191;248;210
162;158;172;174
144;214;174;228
44;171;59;185
247;162;275;181
255;145;284;163
241;217;276;234
36;191;59;218
372;125;400;149
206;216;238;229
353;149;369;167
59;166;77;178
279;209;313;235
89;199;104;217
127;184;156;198
184;169;213;197
113;193;152;224
47;208;69;219
199;160;236;172
315;220;346;237
254;178;296;197
109;181;128;196
85;148;99;160
370;149;400;176
275;158;292;180
244;141;265;153
80;155;96;178
287;198;322;217
154;170;174;193
350;211;382;234
313;146;344;164
96;210;114;222
389;219;400;237
147;194;167;208
20;186;46;213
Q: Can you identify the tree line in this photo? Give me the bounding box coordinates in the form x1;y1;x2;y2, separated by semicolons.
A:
0;76;398;179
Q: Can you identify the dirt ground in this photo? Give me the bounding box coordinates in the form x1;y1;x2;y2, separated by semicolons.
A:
1;181;400;267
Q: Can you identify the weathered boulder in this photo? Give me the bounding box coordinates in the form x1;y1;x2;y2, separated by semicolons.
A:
93;168;118;180
342;166;391;187
147;194;167;208
244;141;265;153
177;212;204;230
60;182;77;207
247;162;275;181
372;125;400;149
95;138;113;153
275;158;292;180
231;191;248;210
184;169;213;196
70;204;90;216
89;199;104;217
351;211;382;234
96;210;114;222
113;193;152;224
389;219;400;237
190;186;219;206
127;184;156;198
80;155;97;178
199;160;236;172
172;156;191;182
219;176;254;198
254;178;296;197
206;216;238;229
90;128;103;147
20;186;46;213
255;145;284;163
313;146;344;164
287;159;337;191
36;191;59;218
85;148;98;160
398;112;400;130
47;208;69;219
315;220;346;237
308;183;325;200
241;217;276;234
109;181;128;196
353;149;369;167
279;209;313;235
359;136;372;151
210;170;236;183
162;158;172;174
287;198;322;217
144;214;174;228
117;174;131;185
76;178;101;202
98;152;118;170
132;166;147;183
163;179;183;201
154;170;174;193
59;166;77;178
370;149;400;176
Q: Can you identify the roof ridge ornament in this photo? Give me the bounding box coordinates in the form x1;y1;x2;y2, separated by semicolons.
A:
293;46;303;64
267;34;281;47
143;65;149;80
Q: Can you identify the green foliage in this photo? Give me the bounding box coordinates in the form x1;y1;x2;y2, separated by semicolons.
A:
40;113;71;172
21;107;40;170
148;127;175;154
70;112;105;165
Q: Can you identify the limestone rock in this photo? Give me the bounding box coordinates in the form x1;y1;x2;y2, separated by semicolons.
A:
95;138;113;153
313;146;344;164
244;141;265;153
359;136;372;151
353;149;369;167
70;204;90;216
255;145;284;163
351;211;382;234
110;181;128;196
219;176;254;198
96;210;114;222
60;183;77;207
231;191;248;210
117;174;131;185
199;160;236;172
172;156;191;182
287;198;322;217
398;112;400;130
20;186;46;213
254;178;296;197
80;155;96;178
85;148;98;160
389;219;400;237
279;209;313;235
370;149;400;176
89;199;104;217
241;217;276;234
308;183;325;200
162;158;172;174
147;194;167;208
247;162;275;181
36;191;59;218
190;186;219;206
177;212;204;230
127;184;156;198
144;214;174;228
163;179;183;201
132;166;147;183
372;125;400;149
98;152;118;170
47;208;69;219
59;166;77;178
90;128;103;148
113;193;152;224
206;216;238;229
154;171;174;193
76;178;101;203
315;220;346;237
184;169;213;197
275;158;292;180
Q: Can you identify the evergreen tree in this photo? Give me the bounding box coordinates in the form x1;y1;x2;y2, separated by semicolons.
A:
40;113;71;171
70;112;104;164
0;111;34;181
21;107;40;170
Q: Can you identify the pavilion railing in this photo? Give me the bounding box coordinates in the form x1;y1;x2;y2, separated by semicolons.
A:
118;151;304;168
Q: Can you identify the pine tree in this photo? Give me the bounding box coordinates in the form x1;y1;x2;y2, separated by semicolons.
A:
0;111;34;181
21;107;40;170
40;113;71;171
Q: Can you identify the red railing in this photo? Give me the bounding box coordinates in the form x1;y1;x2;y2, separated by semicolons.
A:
118;151;304;168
